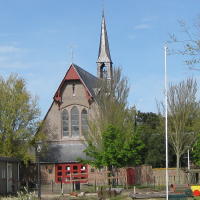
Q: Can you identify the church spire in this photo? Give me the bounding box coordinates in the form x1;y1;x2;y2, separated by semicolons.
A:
97;12;113;80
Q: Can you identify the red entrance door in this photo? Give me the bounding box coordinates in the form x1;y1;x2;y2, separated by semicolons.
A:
127;168;135;185
55;163;88;184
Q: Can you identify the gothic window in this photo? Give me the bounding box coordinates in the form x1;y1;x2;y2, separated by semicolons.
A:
71;106;79;136
62;109;69;136
81;109;88;135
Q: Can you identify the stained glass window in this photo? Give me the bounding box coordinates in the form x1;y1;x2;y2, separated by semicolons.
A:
62;110;69;136
71;106;79;136
81;109;88;135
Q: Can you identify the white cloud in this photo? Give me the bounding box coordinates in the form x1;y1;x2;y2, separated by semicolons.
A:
0;45;29;69
0;45;22;53
134;24;151;30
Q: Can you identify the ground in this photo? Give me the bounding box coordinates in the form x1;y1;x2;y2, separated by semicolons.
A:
41;189;133;200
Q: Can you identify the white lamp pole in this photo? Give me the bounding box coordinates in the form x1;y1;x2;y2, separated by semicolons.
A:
164;44;169;200
188;149;190;170
37;144;42;200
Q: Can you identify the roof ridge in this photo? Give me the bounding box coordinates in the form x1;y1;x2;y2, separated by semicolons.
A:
72;63;99;80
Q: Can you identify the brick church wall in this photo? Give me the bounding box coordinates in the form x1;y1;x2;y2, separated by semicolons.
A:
41;164;55;184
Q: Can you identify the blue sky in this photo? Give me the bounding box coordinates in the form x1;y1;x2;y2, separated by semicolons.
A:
0;0;200;118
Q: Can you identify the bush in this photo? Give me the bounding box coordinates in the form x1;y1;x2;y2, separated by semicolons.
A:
1;188;38;200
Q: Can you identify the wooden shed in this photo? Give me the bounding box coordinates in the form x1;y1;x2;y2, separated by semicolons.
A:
0;157;20;194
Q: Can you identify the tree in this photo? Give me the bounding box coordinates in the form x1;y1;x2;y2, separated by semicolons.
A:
136;111;166;167
169;17;200;68
191;130;200;167
0;74;40;164
85;124;144;168
161;78;200;170
84;67;144;170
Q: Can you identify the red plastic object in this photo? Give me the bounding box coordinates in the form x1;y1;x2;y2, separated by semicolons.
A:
193;190;200;196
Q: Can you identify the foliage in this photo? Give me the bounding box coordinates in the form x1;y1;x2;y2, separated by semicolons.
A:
136;111;168;167
1;188;37;200
0;74;40;164
85;124;144;168
84;67;144;168
159;78;200;170
191;132;200;166
169;17;200;68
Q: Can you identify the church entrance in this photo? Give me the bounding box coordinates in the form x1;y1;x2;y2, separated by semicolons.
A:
55;163;88;184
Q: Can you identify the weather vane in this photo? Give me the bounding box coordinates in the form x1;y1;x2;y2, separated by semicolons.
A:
102;0;105;14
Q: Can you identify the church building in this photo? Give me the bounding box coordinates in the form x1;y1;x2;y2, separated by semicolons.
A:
40;13;113;184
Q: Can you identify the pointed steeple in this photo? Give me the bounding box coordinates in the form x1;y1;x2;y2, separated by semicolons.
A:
97;13;112;63
97;12;113;80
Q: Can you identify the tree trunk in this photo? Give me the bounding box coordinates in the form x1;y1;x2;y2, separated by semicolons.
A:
176;152;181;183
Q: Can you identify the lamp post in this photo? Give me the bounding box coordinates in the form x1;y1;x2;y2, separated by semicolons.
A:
187;147;191;184
187;148;190;170
164;44;169;200
37;144;41;200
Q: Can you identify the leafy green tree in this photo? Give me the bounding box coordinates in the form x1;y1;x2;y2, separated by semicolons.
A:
0;74;40;164
191;132;200;166
84;68;144;170
85;124;144;168
136;111;167;167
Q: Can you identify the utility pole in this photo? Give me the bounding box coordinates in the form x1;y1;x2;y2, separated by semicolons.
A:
164;44;169;200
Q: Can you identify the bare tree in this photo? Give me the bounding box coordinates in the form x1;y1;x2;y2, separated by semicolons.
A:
85;67;130;151
164;78;200;171
84;67;144;174
169;17;200;69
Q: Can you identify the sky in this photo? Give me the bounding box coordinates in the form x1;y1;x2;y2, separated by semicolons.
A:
0;0;200;118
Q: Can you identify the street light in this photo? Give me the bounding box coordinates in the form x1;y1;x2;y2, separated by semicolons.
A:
164;44;169;200
37;144;42;200
187;148;190;170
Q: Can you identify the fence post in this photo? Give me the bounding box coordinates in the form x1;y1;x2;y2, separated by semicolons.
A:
51;180;53;193
60;178;63;195
70;173;73;192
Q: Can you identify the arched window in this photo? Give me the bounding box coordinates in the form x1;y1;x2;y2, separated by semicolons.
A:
81;109;88;135
62;109;69;136
71;106;79;136
100;64;107;79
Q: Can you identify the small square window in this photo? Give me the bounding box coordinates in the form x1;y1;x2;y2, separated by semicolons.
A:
66;166;70;170
57;166;62;170
73;166;78;170
57;172;62;176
